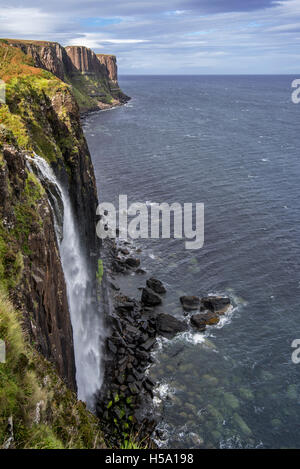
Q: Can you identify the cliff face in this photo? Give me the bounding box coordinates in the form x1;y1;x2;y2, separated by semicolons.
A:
0;38;132;448
97;54;118;84
0;42;100;391
65;46;105;75
0;139;76;390
3;39;130;112
96;54;129;103
4;39;72;81
66;46;130;106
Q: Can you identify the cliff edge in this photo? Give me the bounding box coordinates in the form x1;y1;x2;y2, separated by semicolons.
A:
0;40;109;447
2;39;130;112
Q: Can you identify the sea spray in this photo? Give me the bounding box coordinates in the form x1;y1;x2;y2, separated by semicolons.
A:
26;154;103;409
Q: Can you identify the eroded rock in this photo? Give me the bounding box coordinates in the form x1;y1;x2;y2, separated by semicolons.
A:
191;312;220;330
141;287;162;306
180;296;200;311
146;278;166;294
201;296;231;314
157;313;188;338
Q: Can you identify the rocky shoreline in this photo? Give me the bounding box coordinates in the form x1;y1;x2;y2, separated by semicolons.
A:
94;236;232;447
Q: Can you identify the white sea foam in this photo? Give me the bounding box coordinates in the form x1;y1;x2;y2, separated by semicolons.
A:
153;382;176;407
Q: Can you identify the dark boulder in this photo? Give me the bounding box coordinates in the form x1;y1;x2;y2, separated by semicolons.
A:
146;277;166;294
140;337;156;351
180;296;200;311
112;260;126;273
157;313;188;338
191;312;220;330
125;257;141;268
141;287;162;306
201;296;231;314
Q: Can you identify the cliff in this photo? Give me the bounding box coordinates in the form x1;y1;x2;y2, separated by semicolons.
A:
2;39;130;112
66;46;129;107
97;54;129;103
0;41;107;447
0;290;106;448
96;54;118;84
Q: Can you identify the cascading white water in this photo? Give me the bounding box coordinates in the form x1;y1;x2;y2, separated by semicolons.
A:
26;154;103;409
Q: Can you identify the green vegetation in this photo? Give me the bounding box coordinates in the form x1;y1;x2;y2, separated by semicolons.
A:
96;259;104;285
121;439;144;450
64;72;114;112
0;289;106;449
0;42;86;167
0;160;46;270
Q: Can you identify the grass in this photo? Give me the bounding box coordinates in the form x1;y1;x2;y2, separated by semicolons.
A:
0;288;106;449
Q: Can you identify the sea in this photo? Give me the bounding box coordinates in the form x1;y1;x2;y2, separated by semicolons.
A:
83;75;300;449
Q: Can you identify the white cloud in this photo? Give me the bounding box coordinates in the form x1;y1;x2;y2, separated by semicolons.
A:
0;7;66;35
66;33;148;49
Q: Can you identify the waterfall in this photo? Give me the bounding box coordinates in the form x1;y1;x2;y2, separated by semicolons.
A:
26;154;103;409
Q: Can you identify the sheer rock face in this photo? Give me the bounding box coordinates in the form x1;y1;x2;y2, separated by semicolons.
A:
65;46;105;75
0;143;76;390
65;46;130;104
97;54;118;84
96;54;129;103
6;40;74;81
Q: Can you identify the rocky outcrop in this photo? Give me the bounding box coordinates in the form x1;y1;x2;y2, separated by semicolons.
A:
65;46;105;75
191;312;220;331
97;54;118;84
65;46;130;105
146;278;166;294
156;313;187;338
141;287;162;307
4;39;130;112
180;296;200;311
201;296;231;314
5;39;73;81
96;54;129;103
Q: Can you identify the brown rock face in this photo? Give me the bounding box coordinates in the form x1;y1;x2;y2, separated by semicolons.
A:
97;54;118;84
65;46;105;75
6;40;74;81
66;47;129;103
0;143;76;390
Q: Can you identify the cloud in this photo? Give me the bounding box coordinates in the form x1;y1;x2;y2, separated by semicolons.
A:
0;7;65;35
65;33;148;49
0;0;299;73
184;0;284;13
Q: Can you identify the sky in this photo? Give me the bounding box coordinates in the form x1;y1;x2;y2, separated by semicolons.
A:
1;0;300;74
